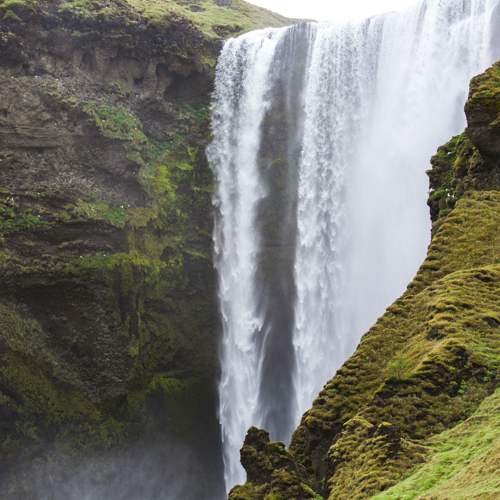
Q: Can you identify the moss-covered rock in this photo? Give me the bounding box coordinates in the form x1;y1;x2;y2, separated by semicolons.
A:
466;61;500;156
229;427;321;500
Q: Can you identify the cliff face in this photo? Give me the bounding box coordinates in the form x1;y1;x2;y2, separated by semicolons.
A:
231;62;500;500
0;0;289;497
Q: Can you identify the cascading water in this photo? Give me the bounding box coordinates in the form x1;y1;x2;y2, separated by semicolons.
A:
208;0;499;492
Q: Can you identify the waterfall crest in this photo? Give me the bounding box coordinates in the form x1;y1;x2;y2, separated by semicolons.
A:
208;0;499;492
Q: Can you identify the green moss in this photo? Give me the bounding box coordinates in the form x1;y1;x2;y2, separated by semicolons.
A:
140;162;177;211
231;483;267;500
82;103;147;144
327;417;427;499
386;356;413;381
264;470;321;499
72;200;128;228
128;374;215;437
316;262;499;498
414;192;500;289
467;61;500;111
67;251;175;287
427;134;486;221
82;101;190;226
290;192;500;486
1;354;125;448
147;375;193;404
230;426;322;500
178;102;211;124
1;7;22;20
58;0;134;23
0;304;126;453
0;200;49;234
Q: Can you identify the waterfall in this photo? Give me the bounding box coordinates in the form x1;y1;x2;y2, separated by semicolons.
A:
208;0;499;492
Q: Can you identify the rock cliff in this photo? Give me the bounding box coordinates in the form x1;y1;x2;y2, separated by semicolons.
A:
0;0;288;497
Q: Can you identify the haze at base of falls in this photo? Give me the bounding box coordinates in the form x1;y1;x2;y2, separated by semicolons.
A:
208;0;499;493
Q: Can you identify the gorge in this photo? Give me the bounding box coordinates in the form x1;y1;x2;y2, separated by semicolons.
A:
0;0;498;499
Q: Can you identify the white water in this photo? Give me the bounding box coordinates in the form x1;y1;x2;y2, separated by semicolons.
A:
208;0;499;492
208;29;288;490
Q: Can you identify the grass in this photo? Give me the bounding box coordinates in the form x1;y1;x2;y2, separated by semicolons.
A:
82;103;147;144
373;389;500;500
124;0;290;37
56;0;291;38
0;0;35;10
71;200;128;228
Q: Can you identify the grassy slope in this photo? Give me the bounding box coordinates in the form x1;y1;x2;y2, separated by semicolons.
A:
1;0;292;41
124;0;291;37
374;388;500;500
53;0;291;38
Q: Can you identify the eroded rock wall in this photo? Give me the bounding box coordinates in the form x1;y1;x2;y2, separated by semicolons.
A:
0;1;223;496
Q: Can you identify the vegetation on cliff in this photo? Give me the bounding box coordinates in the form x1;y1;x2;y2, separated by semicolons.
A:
230;62;500;500
374;388;500;500
0;0;290;39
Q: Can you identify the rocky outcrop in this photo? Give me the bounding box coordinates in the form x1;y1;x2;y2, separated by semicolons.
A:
229;427;318;500
428;64;500;223
0;0;289;497
232;62;500;500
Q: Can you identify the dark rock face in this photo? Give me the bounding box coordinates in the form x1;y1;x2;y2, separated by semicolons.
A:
466;62;500;156
0;1;223;497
